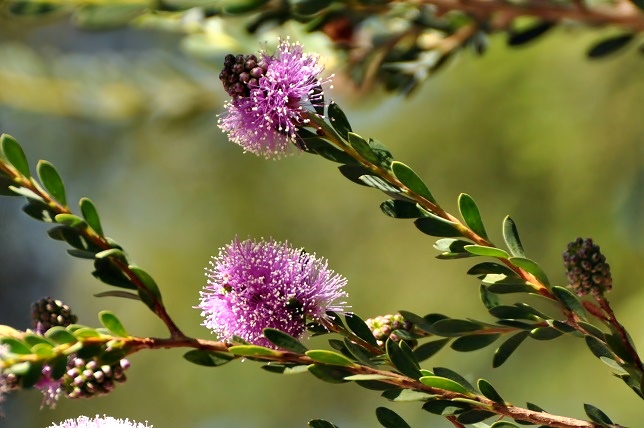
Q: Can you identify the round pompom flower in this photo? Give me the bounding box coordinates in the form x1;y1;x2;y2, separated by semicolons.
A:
197;238;348;348
46;415;152;428
218;38;331;159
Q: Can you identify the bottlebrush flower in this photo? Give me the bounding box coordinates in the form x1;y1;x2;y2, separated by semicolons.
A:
46;415;152;428
218;38;331;159
197;238;348;348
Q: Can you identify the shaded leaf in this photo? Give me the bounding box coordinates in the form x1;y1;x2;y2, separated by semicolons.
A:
509;257;549;287
434;367;476;393
502;216;525;257
183;349;235;367
94;290;141;301
493;331;530;368
375;407;411;428
583;403;613;426
308;419;339;428
307;364;350;383
451;334;500;352
468;262;517;278
327;102;352;139
422;399;471;416
458;193;489;240
588;34;634;58
386;339;422;379
92;257;135;289
381;389;435;402
478;378;505;403
66;249;96;259
480;284;500;310
530;327;563;341
129;265;163;310
23;200;57;223
490;422;521;428
457;409;496;423
434;238;473;259
551;286;586;321
380;200;425;219
391;161;436;203
348;132;380;165
345;313;379;347
415;215;463;238
264;328;308;354
430;319;483;337
585;335;615;360
508;21;554;46
413;338;450;362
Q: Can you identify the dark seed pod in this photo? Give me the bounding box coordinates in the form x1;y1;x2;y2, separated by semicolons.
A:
31;297;78;334
563;238;613;296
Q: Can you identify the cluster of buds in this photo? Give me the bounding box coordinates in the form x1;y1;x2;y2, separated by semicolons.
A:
365;313;417;348
563;238;613;296
31;297;78;334
63;357;130;399
219;54;268;98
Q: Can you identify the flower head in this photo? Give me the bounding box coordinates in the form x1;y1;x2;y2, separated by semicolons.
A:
563;237;612;296
198;238;348;348
47;415;151;428
218;38;330;159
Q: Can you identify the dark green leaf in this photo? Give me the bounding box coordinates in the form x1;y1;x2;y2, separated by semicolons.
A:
509;257;549;287
415;216;463;238
183;349;235;367
422;399;471;415
23;200;58;223
368;138;394;169
343;339;377;366
502;216;525;258
386;339;422;379
328;102;352;139
92;258;136;289
308;364;350;383
496;320;535;330
488;305;539;321
345;313;379;347
478;378;505;403
306;350;355;366
1;134;30;178
8;1;64;16
314;145;358;164
419;376;469;395
20;362;43;389
550;320;576;333
129;265;163;310
358;175;400;193
98;311;128;337
338;165;379;187
228;345;280;357
398;310;437;333
458;193;488;240
348;132;381;165
94;290;141;301
49;354;68;380
308;419;339;428
577;321;605;340
380;200;425;219
467;262;518;278
604;332;634;363
551;286;586;321
456;409;496;423
480;284;500;310
585;335;615;360
263;328;308;354
588;34;634;58
530;327;563;341
434;238;473;260
487;281;535;294
375;407;411;428
493;331;530;368
583;403;613;425
413;338;450;362
80;197;104;236
451;334;500;352
464;245;509;259
36;160;66;206
66;249;96;259
508;21;554;46
433;367;477;393
0;175;18;196
490;422;521;428
391;161;436;203
526;402;547;412
262;363;308;375
356;380;399;391
430;319;483;337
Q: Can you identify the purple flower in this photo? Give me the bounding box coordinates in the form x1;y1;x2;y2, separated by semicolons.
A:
218;38;331;159
197;238;348;348
47;415;152;428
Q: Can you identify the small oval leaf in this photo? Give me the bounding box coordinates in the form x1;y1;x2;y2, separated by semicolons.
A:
80;197;104;236
464;245;509;259
419;376;470;395
458;193;489;240
306;350;355;366
1;134;30;178
375;407;411;428
263;328;308;354
98;311;128;337
493;331;530;368
391;161;436;203
36;160;67;206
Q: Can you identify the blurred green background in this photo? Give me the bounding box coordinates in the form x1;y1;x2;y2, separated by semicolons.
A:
0;12;643;428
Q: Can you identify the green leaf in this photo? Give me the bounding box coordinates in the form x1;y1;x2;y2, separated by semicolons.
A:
348;132;380;165
464;245;509;259
94;290;141;301
368;138;394;169
398;310;438;333
413;338;450;362
307;364;350;383
551;286;586;321
344;313;380;347
358;175;399;193
49;354;69;380
493;331;530;367
183;349;235;367
306;350;355;366
386;339;422;379
587;34;634;58
129;265;164;310
36;160;66;206
434;238;474;259
66;249;97;259
467;262;519;278
456;409;496;424
228;345;281;357
502;216;525;258
478;378;505;403
480;284;500;310
577;321;605;340
381;389;436;401
9;186;43;201
509;257;549;286
422;399;471;415
45;327;77;344
583;403;613;426
20;362;44;389
314;145;358;164
433;367;477;393
343;339;377;366
490;422;521;428
458;193;489;240
98;311;128;337
451;334;500;352
73;327;101;339
262;363;308;375
80;197;104;236
530;327;563;341
1;134;30;178
22;200;57;222
375;407;411;428
54;214;87;229
419;376;470;395
73;5;146;30
380;200;425;219
92;258;135;289
263;328;308;354
488;305;540;321
0;175;18;196
585;335;615;360
0;337;31;354
391;161;436;203
415;215;463;238
327;102;352;139
508;21;554;46
23;333;54;348
430;319;483;337
308;419;339;428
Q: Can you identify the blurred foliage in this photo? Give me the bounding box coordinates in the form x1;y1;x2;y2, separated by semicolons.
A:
0;2;643;428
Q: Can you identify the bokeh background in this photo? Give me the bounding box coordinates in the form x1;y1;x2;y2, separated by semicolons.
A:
0;9;643;428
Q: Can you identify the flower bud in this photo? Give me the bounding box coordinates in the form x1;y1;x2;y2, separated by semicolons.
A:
563;238;613;296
